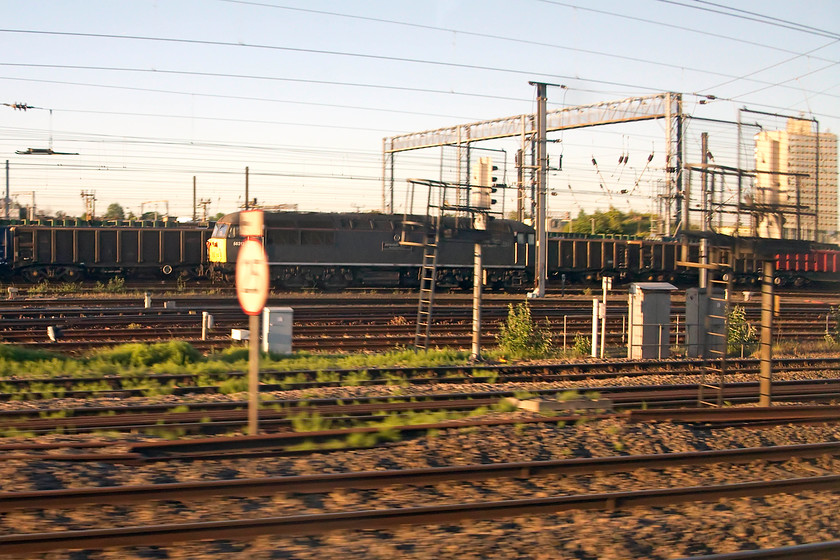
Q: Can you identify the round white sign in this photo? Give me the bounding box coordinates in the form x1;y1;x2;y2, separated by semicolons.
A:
235;239;269;316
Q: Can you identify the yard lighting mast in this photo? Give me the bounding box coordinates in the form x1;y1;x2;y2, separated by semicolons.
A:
527;81;563;299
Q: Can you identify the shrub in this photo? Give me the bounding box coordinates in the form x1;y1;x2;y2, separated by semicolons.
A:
728;305;757;357
572;334;591;356
495;302;552;359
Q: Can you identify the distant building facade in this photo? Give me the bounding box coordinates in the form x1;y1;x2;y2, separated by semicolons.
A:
754;119;838;242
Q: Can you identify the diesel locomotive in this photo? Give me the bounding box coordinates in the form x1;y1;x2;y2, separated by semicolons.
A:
206;211;534;290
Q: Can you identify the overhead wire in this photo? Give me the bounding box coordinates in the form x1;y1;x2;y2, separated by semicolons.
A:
536;0;840;60
654;0;840;40
1;3;836;217
2;21;837;101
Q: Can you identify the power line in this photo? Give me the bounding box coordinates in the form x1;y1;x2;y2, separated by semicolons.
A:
223;0;840;66
701;39;840;92
0;75;484;131
729;61;840;105
217;0;814;80
5;26;831;102
5;54;837;106
655;0;840;40
536;0;840;60
0;28;586;84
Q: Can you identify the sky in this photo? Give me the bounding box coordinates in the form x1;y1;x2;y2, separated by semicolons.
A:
1;0;838;222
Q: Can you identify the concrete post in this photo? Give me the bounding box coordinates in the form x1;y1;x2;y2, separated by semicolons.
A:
591;298;599;358
759;260;774;406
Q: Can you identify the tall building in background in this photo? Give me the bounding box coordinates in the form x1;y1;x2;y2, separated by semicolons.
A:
754;119;838;241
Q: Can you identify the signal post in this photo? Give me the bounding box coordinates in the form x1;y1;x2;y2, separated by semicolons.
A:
236;210;269;435
470;157;500;361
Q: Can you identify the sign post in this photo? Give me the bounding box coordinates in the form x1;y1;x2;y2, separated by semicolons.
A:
236;210;268;436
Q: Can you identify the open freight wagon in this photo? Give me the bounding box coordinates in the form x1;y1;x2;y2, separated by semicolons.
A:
0;220;212;282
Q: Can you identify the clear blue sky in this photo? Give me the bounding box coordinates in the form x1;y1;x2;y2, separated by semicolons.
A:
1;0;838;220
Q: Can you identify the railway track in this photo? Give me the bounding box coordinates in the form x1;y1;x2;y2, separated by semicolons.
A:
6;324;835;350
2;380;839;438
1;476;837;555
0;441;837;555
3;441;838;510
2;356;838;399
1;291;835;347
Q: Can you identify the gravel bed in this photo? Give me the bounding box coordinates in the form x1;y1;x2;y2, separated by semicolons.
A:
0;367;839;559
1;410;839;559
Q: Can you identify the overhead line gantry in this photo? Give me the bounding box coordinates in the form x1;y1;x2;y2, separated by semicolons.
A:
382;90;685;297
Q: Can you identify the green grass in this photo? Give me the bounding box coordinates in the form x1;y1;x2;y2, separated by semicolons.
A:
0;337;600;384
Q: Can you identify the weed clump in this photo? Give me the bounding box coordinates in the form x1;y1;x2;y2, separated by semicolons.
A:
827;306;840;345
572;334;591;357
94;277;126;293
728;305;757;357
495;302;552;360
92;341;201;368
0;345;64;363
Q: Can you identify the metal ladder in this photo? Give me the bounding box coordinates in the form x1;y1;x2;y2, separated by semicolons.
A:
698;253;733;407
413;226;442;350
399;179;447;351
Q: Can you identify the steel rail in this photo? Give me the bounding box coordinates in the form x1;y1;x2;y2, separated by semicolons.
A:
629;405;840;423
127;404;840;460
17;327;835;353
2;381;839;435
4;404;840;461
673;540;840;560
1;442;838;513
2;380;840;436
3;356;838;392
0;476;837;554
0;398;500;433
5;314;825;328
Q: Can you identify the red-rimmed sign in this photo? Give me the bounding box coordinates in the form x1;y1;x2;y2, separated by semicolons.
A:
235;239;269;316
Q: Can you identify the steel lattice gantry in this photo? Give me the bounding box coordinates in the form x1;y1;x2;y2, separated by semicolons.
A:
381;92;684;229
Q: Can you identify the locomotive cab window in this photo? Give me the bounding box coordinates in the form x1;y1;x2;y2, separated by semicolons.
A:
212;223;229;238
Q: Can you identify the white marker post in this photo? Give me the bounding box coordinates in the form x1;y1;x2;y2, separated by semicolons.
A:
236;210;269;436
600;276;612;358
